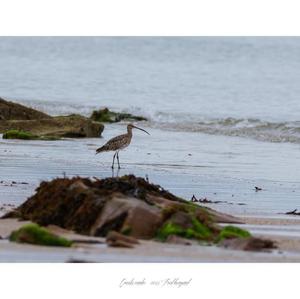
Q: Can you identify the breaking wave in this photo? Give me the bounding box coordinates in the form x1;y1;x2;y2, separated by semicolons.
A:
10;98;300;144
149;117;300;144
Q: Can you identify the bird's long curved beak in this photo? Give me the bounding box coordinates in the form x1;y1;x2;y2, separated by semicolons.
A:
133;125;150;135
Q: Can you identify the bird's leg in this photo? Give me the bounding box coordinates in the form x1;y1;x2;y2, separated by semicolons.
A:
116;151;121;169
112;152;117;169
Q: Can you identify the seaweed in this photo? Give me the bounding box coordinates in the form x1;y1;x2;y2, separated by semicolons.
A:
156;217;213;242
2;129;60;140
90;108;147;123
216;225;251;242
3;130;37;140
9;223;73;247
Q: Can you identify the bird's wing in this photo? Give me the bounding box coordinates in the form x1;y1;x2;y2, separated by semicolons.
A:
96;134;127;153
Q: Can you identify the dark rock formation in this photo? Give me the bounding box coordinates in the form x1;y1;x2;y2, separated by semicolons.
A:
0;98;104;138
0;114;104;138
0;97;50;120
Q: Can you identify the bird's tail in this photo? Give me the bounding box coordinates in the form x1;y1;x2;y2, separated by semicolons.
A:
95;145;109;154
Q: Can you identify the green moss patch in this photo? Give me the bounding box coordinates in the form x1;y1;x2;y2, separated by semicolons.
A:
10;223;73;247
217;225;251;242
3;130;37;140
90;108;147;123
2;129;60;140
156;217;213;242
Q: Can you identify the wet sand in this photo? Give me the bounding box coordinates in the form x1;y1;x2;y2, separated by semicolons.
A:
1;124;300;262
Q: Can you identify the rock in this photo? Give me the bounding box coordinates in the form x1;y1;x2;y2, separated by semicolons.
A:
0;99;104;138
90;194;164;239
4;175;264;247
168;211;194;229
0;114;104;139
90;107;147;123
46;224;104;244
106;231;140;248
9;223;73;247
0;97;51;120
156;211;214;242
220;237;276;251
204;208;243;224
122;204;163;239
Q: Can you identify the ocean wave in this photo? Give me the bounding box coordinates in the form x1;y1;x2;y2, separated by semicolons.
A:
149;117;300;144
9;98;300;144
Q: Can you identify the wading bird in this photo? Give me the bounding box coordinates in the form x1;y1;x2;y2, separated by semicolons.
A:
96;123;150;169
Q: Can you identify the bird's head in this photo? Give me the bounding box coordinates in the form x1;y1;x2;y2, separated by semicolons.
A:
127;123;150;135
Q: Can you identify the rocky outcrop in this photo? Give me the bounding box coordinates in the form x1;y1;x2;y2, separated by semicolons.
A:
0;114;104;139
0;97;50;120
3;175;276;251
4;174;273;251
0;99;151;139
0;98;104;138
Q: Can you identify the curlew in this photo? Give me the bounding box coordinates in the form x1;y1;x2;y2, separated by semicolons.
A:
96;123;150;169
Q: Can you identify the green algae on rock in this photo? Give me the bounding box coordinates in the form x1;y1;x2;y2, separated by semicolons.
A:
156;212;213;242
90;108;147;123
0;114;104;139
3;129;60;140
3;130;37;140
216;225;251;242
10;223;73;247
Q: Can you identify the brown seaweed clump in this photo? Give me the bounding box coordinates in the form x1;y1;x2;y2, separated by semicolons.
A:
90;108;147;123
3;175;275;251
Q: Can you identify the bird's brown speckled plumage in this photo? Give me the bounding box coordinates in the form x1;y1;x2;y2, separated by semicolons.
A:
96;133;132;153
